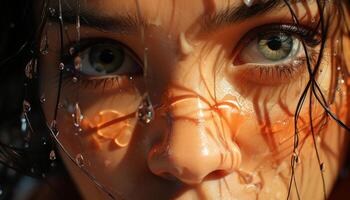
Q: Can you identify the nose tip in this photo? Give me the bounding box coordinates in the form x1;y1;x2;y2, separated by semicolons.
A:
148;142;241;185
147;97;242;185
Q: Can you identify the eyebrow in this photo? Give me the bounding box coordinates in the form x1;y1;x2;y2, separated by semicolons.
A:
48;0;286;34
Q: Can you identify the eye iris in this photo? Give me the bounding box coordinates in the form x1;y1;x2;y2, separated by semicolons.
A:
89;44;125;73
258;33;293;61
267;36;282;50
99;49;115;64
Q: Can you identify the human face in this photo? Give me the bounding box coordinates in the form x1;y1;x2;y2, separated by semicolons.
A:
38;0;349;199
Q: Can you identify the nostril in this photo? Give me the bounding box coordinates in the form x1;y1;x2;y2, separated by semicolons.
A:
205;170;230;180
159;172;179;181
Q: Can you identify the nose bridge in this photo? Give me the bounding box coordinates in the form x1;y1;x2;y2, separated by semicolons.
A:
148;88;242;185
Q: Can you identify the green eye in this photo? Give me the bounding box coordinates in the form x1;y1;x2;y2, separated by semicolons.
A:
257;33;293;61
89;44;125;74
71;39;143;78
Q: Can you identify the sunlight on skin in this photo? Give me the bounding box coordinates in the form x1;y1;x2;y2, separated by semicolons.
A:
37;0;350;199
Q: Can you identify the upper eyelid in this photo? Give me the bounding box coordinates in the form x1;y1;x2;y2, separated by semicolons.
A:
61;38;143;66
232;23;320;57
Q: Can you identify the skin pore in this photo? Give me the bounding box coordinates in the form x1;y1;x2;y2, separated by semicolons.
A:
36;0;350;199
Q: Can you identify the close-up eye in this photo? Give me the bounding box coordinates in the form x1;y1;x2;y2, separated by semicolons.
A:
68;39;143;79
234;27;305;66
231;24;319;84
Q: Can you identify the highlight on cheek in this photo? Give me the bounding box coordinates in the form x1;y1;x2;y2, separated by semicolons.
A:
81;110;135;148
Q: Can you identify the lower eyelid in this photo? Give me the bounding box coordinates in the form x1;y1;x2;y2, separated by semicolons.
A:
228;49;318;86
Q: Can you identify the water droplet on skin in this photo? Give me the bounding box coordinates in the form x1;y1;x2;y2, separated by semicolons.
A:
49;150;56;160
137;94;154;124
23;100;31;113
179;32;194;55
238;170;254;184
75;154;85;167
243;0;254;7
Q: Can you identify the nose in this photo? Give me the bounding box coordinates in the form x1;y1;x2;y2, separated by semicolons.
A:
147;95;242;185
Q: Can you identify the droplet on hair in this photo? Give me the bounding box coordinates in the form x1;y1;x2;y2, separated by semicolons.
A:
137;93;154;124
50;120;59;137
320;163;325;172
49;150;56;161
69;47;76;55
75;154;85;167
243;0;254;7
23;100;31;113
74;56;82;70
49;7;56;17
20;115;27;133
59;63;65;71
72;76;79;83
73;103;82;127
40;95;46;103
25;59;37;79
40;32;49;55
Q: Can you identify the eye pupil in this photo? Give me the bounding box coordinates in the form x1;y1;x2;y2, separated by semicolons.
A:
99;49;115;64
267;36;282;51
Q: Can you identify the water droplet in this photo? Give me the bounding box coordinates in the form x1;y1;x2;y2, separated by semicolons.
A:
23;100;31;113
292;152;300;164
243;0;254;7
320;163;325;172
75;154;85;167
49;7;56;16
50;120;59;137
74;56;82;70
238;170;253;184
73;103;83;127
137;93;154;124
72;76;78;83
69;47;75;55
49;150;56;160
20;115;27;133
0;188;3;196
25;59;37;79
59;63;65;70
40;95;46;103
40;32;49;55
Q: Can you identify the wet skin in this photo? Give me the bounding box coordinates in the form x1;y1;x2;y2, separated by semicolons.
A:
38;0;350;199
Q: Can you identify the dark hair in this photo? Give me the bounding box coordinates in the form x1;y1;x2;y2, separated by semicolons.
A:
0;0;349;200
